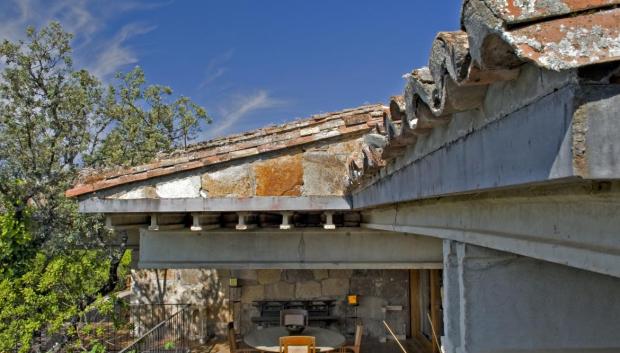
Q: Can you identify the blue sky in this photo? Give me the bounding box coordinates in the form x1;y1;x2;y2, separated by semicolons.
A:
0;0;461;140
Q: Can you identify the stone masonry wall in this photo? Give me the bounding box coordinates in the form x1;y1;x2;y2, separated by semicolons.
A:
131;268;410;342
109;136;364;199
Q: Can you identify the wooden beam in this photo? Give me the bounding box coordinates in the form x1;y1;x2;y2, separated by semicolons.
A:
430;269;443;353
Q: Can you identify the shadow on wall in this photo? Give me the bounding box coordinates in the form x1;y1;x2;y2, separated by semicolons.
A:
131;269;232;340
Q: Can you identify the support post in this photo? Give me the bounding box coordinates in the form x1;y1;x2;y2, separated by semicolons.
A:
191;213;202;231
324;211;336;230
148;213;159;231
236;212;252;230
105;215;114;231
280;212;294;230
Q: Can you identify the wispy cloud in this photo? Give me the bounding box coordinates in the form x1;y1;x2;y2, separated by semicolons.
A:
206;90;286;139
199;49;234;89
87;23;157;79
0;0;165;80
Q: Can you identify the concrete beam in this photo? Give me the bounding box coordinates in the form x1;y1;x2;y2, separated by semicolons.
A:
361;182;620;278
352;84;620;209
79;196;351;213
138;228;443;269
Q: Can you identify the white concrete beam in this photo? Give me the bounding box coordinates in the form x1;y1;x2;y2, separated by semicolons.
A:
352;84;620;209
79;196;351;213
362;182;620;278
138;228;443;269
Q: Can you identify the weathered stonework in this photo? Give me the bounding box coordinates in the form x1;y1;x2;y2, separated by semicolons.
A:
257;269;282;285
283;269;314;283
264;281;295;299
312;269;329;280
329;269;353;278
241;285;264;302
295;281;322;299
254;154;304;196
132;268;411;340
302;152;349;195
110;185;158;199
201;164;254;197
321;278;350;297
155;176;201;198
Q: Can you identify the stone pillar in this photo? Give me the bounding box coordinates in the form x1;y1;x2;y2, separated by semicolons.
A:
442;241;620;353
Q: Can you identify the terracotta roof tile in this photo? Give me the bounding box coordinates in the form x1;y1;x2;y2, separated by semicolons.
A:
348;0;620;190
67;104;386;197
481;0;620;24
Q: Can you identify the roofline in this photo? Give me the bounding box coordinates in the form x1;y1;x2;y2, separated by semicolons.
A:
67;104;387;198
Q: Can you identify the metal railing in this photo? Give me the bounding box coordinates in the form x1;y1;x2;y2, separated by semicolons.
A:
119;304;190;353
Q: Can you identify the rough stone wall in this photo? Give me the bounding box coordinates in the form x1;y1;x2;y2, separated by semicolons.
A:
108;136;363;199
131;268;410;341
130;269;233;341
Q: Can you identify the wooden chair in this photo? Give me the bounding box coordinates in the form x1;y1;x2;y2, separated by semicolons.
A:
228;322;262;353
279;335;316;353
339;324;363;353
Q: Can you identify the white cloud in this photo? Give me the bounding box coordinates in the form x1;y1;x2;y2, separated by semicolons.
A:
199;49;234;89
206;90;285;139
0;0;165;80
87;23;156;79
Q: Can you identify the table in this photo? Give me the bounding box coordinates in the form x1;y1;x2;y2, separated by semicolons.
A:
244;326;346;352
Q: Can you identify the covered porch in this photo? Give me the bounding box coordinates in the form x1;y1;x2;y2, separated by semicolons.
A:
103;208;444;353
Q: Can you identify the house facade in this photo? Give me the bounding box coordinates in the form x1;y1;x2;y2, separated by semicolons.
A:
67;1;620;352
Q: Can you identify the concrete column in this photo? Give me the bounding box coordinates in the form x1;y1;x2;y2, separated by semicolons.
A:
324;212;335;230
236;212;248;230
442;241;620;353
148;213;159;231
190;213;202;231
280;212;294;230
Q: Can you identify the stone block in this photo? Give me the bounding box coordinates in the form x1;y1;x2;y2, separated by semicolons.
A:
382;280;409;306
241;285;265;302
302;152;348;195
110;185;158;199
283;270;314;283
264;282;295;299
328;269;353;278
326;138;363;154
295;281;322;299
356;296;388;319
313;269;329;280
254;154;303;196
180;269;205;284
201;164;254;197
351;276;384;296
231;269;258;281
321;278;349;297
155;175;201;198
257;270;282;285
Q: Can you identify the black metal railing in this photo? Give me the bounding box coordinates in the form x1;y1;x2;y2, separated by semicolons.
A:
118;304;190;353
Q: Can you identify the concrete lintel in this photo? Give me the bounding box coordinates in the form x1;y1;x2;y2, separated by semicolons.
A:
361;182;620;278
352;84;620;209
137;261;443;270
79;196;351;213
138;228;443;269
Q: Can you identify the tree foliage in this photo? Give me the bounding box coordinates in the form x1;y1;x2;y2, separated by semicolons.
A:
0;22;210;352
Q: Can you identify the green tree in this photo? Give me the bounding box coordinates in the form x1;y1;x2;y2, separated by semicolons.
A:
0;22;210;352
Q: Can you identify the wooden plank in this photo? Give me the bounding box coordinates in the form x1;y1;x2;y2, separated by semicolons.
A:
410;270;421;337
429;269;443;353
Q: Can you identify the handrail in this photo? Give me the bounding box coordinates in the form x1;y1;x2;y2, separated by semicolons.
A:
119;304;190;353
